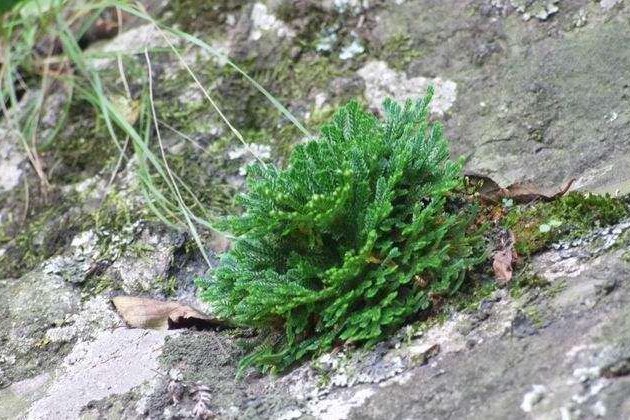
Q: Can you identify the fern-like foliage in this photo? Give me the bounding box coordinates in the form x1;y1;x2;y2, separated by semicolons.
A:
199;88;485;372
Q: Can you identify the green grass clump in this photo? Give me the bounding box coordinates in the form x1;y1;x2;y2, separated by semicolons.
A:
198;89;486;372
504;192;629;255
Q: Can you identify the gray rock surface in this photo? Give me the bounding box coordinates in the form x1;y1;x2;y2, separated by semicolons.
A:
1;0;630;419
371;0;630;191
351;246;630;420
0;271;80;388
0;127;25;193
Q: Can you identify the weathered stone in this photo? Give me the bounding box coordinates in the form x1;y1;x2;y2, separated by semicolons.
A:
0;270;80;387
3;1;630;419
27;329;174;420
0;127;26;193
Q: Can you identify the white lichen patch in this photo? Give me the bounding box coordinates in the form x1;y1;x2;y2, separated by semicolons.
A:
534;219;630;285
357;61;457;116
178;38;231;73
316;31;337;53
28;328;174;420
228;143;272;175
275;289;521;419
339;38;364;60
307;387;375;420
276;407;303;420
511;0;559;21
0;127;25;193
600;0;623;11
275;285;522;412
535;254;588;282
4;271;80;353
329;0;369;15
104;224;183;294
41;229;101;285
227;143;271;161
249;3;295;41
535;342;627;418
406;319;462;357
490;0;559;20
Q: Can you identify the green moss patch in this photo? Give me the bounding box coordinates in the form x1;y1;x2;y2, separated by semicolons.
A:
503;192;629;256
0;190;81;279
373;33;423;72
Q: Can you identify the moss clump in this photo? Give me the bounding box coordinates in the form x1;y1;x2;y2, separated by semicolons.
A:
199;91;486;372
146;141;240;218
503;192;629;256
211;54;347;159
41;98;120;184
508;270;550;299
0;190;82;279
164;0;243;35
81;273;119;297
374;33;423;71
452;279;497;312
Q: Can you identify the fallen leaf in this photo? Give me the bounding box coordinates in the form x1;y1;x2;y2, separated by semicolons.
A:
492;230;518;285
112;296;229;330
493;249;516;285
466;173;575;204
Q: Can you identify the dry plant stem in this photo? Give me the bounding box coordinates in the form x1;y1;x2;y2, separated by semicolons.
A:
0;36;51;199
29;42;58;198
0;98;50;200
144;48;212;267
103;37;134;200
143;7;265;166
21;177;30;225
104;136;130;199
98;1;309;138
115;6;131;98
158;120;205;152
117;55;131;98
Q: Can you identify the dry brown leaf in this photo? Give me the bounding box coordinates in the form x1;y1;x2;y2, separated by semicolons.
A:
492;230;518;285
466;173;575;204
493;249;516;285
112;296;228;330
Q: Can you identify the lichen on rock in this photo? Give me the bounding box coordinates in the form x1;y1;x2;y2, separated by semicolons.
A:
357;61;457;116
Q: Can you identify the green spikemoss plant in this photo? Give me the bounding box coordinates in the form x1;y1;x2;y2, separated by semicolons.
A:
199;88;486;372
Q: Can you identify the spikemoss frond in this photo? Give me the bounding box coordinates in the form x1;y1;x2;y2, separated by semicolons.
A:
199;88;486;372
